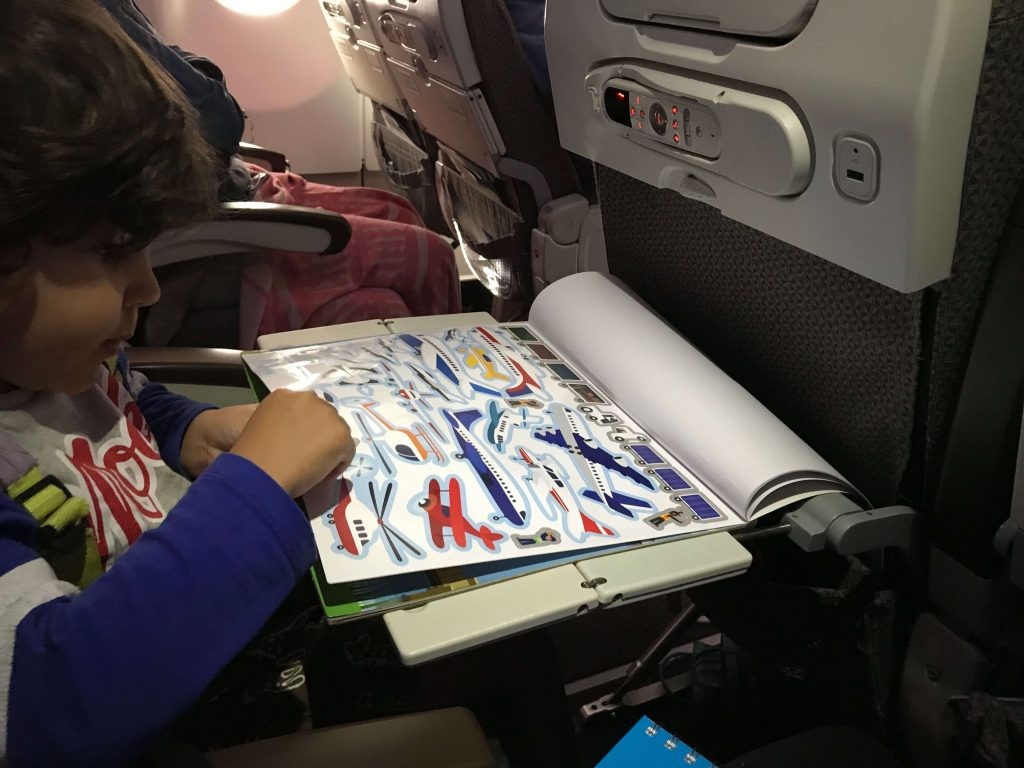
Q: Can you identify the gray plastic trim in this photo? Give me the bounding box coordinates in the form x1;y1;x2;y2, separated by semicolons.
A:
496;157;552;209
320;0;379;46
601;0;819;39
391;61;503;173
326;32;406;114
593;68;812;196
364;0;481;88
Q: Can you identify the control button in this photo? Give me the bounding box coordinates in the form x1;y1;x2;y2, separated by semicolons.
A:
673;134;680;143
649;102;668;136
672;120;678;129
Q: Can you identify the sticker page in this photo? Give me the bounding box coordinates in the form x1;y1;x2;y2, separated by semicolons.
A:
244;325;745;584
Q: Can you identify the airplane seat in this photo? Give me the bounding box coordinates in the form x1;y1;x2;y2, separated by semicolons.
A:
370;101;451;236
719;725;904;768
144;255;243;348
544;0;1024;764
360;0;605;308
317;0;451;236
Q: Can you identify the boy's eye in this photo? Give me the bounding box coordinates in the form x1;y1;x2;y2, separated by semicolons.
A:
96;236;138;263
100;245;144;265
96;243;126;262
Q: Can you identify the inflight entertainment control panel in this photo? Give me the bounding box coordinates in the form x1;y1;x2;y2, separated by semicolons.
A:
603;79;721;160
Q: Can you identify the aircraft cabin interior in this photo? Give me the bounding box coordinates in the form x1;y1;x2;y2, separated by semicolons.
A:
1;0;1022;766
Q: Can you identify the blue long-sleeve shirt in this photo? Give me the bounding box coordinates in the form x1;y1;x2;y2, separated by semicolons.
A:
0;368;315;766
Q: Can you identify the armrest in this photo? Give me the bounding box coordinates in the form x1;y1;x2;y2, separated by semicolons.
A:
149;202;352;268
238;141;288;172
125;347;249;387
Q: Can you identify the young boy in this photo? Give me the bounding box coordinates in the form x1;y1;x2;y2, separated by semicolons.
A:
0;2;355;765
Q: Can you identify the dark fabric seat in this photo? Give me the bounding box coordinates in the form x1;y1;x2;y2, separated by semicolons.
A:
723;726;903;768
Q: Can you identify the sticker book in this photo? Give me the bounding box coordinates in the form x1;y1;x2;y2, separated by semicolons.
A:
244;272;860;619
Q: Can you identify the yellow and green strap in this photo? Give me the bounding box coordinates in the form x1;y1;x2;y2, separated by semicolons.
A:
7;467;103;588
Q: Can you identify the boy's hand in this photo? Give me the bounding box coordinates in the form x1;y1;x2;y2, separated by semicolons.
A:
229;389;355;498
181;404;258;479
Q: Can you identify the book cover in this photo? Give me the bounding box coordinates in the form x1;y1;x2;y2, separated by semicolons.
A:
596;716;715;768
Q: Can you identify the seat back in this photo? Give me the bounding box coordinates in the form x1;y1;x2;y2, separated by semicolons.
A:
316;0;450;235
318;0;405;114
143;258;245;348
545;0;1024;764
338;0;596;303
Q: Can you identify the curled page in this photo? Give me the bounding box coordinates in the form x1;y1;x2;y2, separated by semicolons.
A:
529;272;854;518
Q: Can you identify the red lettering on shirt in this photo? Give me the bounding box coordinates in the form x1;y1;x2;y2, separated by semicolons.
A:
64;366;167;561
102;364;153;441
67;422;165;561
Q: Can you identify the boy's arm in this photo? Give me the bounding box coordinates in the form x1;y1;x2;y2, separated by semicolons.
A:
0;453;316;766
97;0;245;158
130;363;258;479
134;378;217;476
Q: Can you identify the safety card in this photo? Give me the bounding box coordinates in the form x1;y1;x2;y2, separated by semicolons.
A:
244;323;744;584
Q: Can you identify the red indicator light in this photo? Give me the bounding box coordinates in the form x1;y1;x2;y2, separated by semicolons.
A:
672;120;678;129
673;133;680;143
635;95;641;105
615;91;626;101
630;107;636;116
671;105;678;114
638;122;644;130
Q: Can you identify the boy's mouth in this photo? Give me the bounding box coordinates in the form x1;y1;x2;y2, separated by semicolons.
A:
100;334;131;356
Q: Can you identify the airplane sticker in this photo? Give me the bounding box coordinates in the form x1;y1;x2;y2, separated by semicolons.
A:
517;447;617;542
415;476;504;552
324;478;375;557
444;408;529;527
534;406;654;518
473;327;545;399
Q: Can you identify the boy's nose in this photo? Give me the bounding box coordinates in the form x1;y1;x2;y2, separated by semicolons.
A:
124;249;161;308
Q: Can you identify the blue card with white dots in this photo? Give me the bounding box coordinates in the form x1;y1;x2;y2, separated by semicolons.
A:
596;716;715;768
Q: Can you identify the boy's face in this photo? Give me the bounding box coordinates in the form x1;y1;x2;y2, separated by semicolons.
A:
0;226;161;394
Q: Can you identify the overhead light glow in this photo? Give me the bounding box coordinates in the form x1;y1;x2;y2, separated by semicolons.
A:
213;0;301;17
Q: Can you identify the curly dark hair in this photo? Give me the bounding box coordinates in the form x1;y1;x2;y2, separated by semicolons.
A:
0;0;220;262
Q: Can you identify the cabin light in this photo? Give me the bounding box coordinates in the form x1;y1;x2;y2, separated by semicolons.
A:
213;0;301;16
